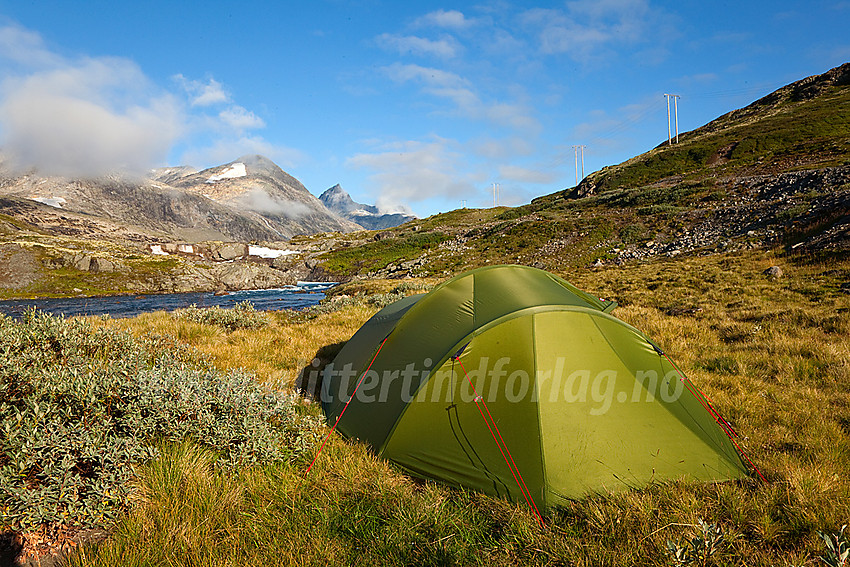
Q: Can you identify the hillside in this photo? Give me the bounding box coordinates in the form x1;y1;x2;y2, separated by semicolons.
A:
564;62;850;198
310;63;850;280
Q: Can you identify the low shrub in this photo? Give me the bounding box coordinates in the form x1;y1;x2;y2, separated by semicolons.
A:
171;301;270;331
304;281;434;318
0;310;317;531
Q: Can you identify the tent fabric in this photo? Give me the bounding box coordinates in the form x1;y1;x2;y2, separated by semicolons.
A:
322;265;748;510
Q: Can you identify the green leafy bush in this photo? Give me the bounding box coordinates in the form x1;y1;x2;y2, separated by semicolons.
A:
0;310;317;530
666;519;725;566
171;301;270;331
819;525;849;567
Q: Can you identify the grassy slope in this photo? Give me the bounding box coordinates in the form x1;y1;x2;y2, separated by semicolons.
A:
71;249;850;566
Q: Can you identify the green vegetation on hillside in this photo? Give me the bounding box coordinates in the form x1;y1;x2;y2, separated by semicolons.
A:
320;230;450;276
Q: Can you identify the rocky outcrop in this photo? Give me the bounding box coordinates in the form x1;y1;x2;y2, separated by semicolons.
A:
210;262;296;290
71;254;117;273
0;244;39;289
601;165;850;264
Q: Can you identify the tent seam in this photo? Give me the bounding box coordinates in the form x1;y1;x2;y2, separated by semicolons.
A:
531;312;549;510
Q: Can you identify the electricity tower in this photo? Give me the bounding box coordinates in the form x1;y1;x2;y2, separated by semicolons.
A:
573;145;586;186
664;93;681;144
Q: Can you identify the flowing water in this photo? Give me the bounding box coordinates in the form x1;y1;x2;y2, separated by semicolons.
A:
0;282;336;319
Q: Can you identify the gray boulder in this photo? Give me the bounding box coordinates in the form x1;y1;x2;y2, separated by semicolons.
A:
763;266;784;280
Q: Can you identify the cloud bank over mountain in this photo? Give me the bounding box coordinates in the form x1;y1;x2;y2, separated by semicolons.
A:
0;24;294;178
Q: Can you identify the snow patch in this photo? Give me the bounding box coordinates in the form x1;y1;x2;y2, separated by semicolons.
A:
30;196;67;209
206;162;247;183
248;245;300;259
149;245;169;256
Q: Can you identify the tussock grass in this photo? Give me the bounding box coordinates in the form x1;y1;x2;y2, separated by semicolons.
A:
99;305;375;388
70;250;850;566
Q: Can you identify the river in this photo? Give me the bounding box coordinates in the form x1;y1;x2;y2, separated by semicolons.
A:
0;282;336;319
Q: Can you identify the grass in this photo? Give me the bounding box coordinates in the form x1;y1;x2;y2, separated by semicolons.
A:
54;248;850;566
319;231;451;276
98;302;376;389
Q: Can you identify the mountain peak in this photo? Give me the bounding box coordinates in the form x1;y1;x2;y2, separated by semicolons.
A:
319;184;359;210
319;185;415;230
234;154;279;173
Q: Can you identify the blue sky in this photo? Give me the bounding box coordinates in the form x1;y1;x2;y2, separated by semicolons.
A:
0;1;848;217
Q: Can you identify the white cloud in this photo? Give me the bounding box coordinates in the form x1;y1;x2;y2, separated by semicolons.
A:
346;138;478;206
382;63;540;134
0;24;61;68
0;56;183;176
498;165;557;184
383;62;469;89
470;136;535;160
414;9;476;29
175;75;230;106
218;105;265;132
521;0;668;62
376;33;460;58
0;23;287;176
238;188;312;218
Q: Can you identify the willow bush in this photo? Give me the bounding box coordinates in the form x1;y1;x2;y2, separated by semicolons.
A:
0;310;317;531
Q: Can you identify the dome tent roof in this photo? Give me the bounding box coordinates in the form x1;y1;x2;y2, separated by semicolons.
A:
321;265;748;511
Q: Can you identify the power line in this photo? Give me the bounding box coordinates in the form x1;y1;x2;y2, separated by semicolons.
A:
580;98;666;147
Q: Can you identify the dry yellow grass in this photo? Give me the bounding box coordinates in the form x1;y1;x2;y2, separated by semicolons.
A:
76;249;850;566
102;305;375;388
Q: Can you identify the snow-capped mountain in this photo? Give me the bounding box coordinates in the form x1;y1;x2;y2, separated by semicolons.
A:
0;154;359;242
152;155;360;237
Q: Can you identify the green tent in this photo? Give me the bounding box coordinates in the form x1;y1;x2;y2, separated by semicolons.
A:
322;265;748;511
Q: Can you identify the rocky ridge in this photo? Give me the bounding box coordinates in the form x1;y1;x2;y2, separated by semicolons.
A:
151;154;362;238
